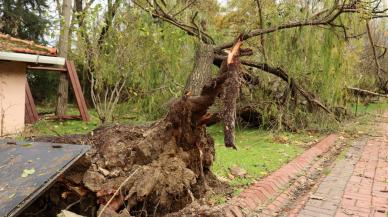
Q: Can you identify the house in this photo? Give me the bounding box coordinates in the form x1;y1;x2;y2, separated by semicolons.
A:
0;33;89;136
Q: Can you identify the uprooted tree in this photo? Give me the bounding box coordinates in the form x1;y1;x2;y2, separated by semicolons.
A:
26;39;244;217
24;0;388;216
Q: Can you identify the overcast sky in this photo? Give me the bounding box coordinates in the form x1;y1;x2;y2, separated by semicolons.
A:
218;0;228;7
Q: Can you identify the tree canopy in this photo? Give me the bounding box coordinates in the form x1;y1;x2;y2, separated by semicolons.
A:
0;0;50;42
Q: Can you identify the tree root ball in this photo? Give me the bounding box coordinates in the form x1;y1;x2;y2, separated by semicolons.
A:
23;117;220;216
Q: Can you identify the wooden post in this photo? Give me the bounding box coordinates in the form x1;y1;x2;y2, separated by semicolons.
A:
25;61;90;122
66;61;90;122
25;82;39;123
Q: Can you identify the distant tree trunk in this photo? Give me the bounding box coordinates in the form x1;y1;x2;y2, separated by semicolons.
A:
184;42;214;95
56;0;72;116
255;0;266;61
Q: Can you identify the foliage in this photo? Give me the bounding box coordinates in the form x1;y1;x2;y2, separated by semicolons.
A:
21;0;388;130
215;0;387;130
0;0;50;42
73;3;197;122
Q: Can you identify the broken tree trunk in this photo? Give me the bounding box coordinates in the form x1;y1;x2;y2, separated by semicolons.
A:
222;39;243;149
25;40;244;217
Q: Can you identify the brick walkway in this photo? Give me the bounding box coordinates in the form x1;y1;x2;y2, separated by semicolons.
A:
220;115;388;217
296;123;388;217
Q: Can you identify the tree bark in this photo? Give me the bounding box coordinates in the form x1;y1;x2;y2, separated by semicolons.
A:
184;42;214;95
255;0;266;60
56;0;72;117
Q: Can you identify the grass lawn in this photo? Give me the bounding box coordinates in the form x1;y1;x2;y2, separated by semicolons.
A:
30;107;100;136
350;101;388;116
208;125;320;190
29;106;147;136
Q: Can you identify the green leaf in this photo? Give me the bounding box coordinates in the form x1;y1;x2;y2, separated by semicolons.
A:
21;168;36;178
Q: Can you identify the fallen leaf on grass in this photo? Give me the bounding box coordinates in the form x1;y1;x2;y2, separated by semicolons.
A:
21;168;36;177
8;193;15;199
273;135;289;144
227;173;235;180
216;176;230;183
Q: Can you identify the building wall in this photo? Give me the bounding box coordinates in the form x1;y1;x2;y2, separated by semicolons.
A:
0;61;26;136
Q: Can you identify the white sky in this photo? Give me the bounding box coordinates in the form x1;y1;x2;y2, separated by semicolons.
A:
45;0;387;46
218;0;228;7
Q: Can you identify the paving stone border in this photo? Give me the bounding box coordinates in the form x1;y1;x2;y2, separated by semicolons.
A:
295;139;367;217
222;134;340;217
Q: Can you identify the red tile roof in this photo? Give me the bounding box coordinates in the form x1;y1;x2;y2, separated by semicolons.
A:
0;33;57;56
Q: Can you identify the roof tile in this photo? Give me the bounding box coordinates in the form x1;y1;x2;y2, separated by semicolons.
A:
0;33;57;56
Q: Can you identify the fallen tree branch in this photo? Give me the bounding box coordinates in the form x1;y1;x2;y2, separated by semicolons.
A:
222;37;243;149
236;59;334;116
347;86;388;97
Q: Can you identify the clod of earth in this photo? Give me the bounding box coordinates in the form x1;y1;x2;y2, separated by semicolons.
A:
229;166;247;178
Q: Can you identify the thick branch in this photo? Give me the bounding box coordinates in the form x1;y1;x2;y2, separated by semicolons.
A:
239;60;333;115
98;0;122;47
255;0;266;60
347;86;388;98
216;2;387;50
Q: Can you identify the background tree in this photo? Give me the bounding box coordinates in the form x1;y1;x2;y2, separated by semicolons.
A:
0;0;49;41
55;0;73;117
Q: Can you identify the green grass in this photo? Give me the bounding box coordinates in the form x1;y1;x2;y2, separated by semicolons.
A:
29;107;100;136
342;101;388;137
350;100;388;116
29;105;150;136
208;125;320;188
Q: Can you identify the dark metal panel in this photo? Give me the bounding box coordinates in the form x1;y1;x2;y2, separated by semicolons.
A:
0;140;89;217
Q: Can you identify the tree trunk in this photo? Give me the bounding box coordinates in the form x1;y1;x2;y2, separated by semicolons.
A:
56;0;72;116
255;0;266;60
184;42;214;95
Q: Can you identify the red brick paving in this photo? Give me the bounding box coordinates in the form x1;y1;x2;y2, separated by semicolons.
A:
335;138;388;217
296;120;388;217
222;134;339;217
221;115;388;217
296;139;366;217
